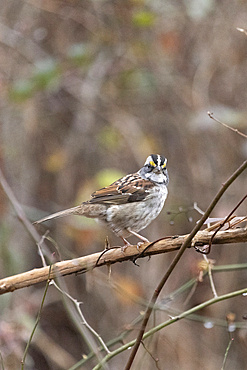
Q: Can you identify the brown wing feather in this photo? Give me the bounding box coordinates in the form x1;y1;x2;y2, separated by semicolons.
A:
88;173;152;205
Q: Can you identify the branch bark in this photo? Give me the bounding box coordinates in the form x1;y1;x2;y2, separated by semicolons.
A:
0;226;246;295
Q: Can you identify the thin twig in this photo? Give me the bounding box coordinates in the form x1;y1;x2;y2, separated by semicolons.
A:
141;341;161;370
208;111;247;139
124;160;247;370
221;337;234;370
93;286;247;369
37;231;49;267
0;168;50;257
21;265;52;369
38;237;110;365
52;280;111;354
208;194;247;250
197;194;247;254
69;263;247;369
0;352;4;370
203;255;218;297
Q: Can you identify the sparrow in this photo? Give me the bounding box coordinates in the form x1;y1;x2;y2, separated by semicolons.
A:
34;154;169;245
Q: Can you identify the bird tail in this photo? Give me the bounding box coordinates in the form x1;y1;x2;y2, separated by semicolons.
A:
33;205;83;225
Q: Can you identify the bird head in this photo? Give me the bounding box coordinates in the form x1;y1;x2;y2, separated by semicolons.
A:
139;154;169;185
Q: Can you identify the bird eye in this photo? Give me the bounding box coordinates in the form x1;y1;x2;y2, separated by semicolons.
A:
145;163;153;172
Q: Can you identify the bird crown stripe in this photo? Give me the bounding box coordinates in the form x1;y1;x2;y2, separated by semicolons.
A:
151;154;158;164
148;154;166;167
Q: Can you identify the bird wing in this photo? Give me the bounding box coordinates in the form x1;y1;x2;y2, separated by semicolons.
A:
88;173;152;205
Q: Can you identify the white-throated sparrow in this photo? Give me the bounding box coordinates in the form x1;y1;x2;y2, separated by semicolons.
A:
34;154;169;245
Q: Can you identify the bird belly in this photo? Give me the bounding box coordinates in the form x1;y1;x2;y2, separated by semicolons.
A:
105;186;168;237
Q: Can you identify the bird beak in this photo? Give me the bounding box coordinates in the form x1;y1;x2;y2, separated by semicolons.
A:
154;166;162;173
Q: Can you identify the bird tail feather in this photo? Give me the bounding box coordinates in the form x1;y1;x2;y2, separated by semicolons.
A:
33;205;83;225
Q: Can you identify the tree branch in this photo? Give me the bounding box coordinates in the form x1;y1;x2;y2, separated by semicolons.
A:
0;226;246;295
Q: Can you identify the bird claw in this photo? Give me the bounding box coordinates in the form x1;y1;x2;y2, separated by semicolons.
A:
120;238;132;252
121;244;129;252
121;241;144;253
137;241;145;251
120;234;149;252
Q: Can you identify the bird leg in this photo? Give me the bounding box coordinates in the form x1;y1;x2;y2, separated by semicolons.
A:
120;230;149;252
127;229;149;243
120;237;132;252
126;229;150;251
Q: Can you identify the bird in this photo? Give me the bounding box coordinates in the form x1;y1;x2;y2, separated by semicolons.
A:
34;154;169;246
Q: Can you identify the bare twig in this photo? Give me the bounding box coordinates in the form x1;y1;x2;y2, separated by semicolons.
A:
71;264;247;369
208;194;247;251
194;194;247;254
21;265;51;369
124;160;247;370
141;341;161;370
221;337;234;370
0;352;4;370
204;216;246;231
208;111;247;139
52;280;110;354
93;286;247;369
38;236;110;364
203;255;217;297
0;168;50;257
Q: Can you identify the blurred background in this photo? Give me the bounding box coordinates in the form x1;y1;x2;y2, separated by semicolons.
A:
0;0;247;369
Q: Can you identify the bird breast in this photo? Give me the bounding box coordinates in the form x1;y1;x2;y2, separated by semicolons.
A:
104;184;168;237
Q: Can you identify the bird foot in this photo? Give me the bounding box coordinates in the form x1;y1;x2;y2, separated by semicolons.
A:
120;237;132;252
137;241;145;251
121;245;128;252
